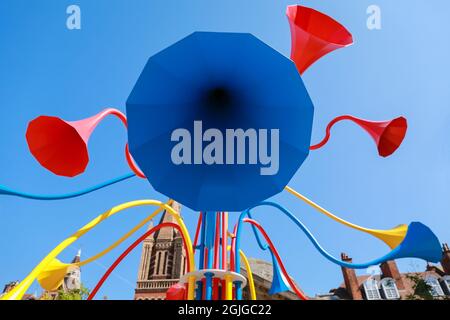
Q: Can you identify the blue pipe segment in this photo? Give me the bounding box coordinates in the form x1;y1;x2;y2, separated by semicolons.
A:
205;212;217;269
195;281;203;300
204;272;214;300
268;250;291;295
234;281;242;300
235;201;442;271
0;173;136;200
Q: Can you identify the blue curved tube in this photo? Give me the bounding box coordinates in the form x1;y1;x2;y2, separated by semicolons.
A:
247;211;269;251
235;201;406;271
0;173;136;200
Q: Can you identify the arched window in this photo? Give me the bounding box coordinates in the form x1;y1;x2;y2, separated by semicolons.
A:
363;278;381;300
156;252;162;275
425;276;444;297
163;251;168;275
380;278;400;300
440;276;450;295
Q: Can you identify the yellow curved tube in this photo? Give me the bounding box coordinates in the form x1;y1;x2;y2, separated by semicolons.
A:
284;186;408;249
1;200;195;301
226;244;256;300
36;202;170;291
76;202;170;267
239;250;256;300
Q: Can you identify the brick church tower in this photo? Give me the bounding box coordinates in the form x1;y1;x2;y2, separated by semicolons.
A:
134;201;187;300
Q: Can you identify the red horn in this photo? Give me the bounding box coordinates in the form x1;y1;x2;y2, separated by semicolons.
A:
310;115;408;157
286;5;354;74
25;108;144;177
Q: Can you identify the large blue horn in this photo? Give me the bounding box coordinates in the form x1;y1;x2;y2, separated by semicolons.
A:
386;222;442;263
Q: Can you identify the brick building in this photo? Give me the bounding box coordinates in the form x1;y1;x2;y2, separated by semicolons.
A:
317;245;450;300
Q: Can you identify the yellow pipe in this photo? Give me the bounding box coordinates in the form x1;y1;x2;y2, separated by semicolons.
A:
224;274;233;300
35;202;170;292
76;200;172;267
284;186;407;249
239;250;256;300
187;276;196;300
1;200;195;300
225;244;256;300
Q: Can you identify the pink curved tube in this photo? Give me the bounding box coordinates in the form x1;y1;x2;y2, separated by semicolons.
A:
99;109;146;178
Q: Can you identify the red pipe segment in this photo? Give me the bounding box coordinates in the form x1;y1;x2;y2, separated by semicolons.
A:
88;222;191;300
243;218;309;300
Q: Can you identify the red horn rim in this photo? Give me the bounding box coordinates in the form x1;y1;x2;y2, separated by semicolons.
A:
287;5;353;47
378;117;407;157
26;116;89;177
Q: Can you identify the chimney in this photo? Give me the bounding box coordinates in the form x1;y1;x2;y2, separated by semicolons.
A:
380;260;404;290
340;253;362;300
441;243;450;274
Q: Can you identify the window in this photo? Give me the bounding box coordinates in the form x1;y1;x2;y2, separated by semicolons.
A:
425;276;444;297
380;278;400;300
440;275;450;295
363;278;381;300
163;251;168;275
156;252;162;275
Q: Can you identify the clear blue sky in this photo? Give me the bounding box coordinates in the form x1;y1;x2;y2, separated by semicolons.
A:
0;0;449;299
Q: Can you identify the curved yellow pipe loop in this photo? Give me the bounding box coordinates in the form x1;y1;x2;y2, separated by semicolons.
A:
284;186;408;249
36;202;170;292
239;250;257;300
1;200;195;301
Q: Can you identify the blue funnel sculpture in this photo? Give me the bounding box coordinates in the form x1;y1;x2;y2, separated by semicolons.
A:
238;202;443;270
268;250;291;295
386;222;442;263
127;32;314;212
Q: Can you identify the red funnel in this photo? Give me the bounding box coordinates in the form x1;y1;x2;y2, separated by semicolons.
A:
26;108;144;177
287;5;354;74
26;116;91;177
310;115;408;157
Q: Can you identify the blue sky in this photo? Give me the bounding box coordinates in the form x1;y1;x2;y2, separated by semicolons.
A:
0;0;449;299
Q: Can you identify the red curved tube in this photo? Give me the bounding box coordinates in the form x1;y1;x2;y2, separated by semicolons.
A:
242;218;309;300
222;212;227;270
125;144;146;178
193;212;203;253
310;115;353;150
214;212;221;269
96;108;146;178
229;224;238;272
87;222;191;300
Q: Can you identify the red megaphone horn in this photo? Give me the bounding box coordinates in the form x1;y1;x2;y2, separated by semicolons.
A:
310;115;408;157
287;5;354;74
26;108;144;177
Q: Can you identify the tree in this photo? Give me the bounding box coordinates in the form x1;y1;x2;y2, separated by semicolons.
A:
405;274;434;300
56;284;90;300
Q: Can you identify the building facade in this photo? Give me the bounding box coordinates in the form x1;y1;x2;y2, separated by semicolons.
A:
318;244;450;300
134;201;188;300
133;202;298;300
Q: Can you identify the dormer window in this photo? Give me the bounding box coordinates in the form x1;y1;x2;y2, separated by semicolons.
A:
425;276;444;297
440;275;450;295
363;278;381;300
380;277;400;300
